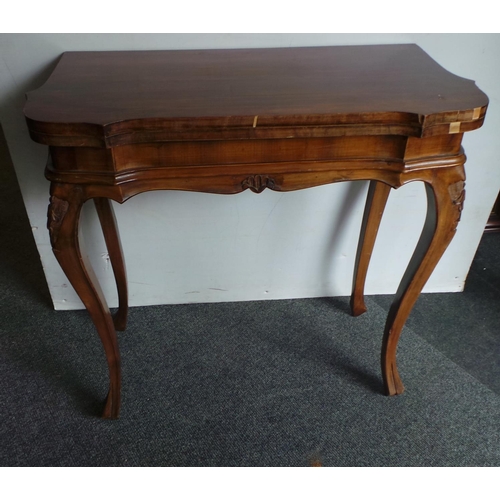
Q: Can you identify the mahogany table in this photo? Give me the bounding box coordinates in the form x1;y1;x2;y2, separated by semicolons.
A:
24;45;488;418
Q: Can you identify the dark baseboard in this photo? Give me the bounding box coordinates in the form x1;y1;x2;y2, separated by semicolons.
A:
485;192;500;233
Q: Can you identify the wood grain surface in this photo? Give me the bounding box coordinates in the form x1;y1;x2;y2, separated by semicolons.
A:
24;45;488;147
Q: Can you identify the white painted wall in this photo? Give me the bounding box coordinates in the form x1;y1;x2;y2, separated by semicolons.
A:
1;34;499;310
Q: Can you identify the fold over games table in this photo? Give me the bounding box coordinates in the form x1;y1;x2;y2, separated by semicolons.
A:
24;45;488;418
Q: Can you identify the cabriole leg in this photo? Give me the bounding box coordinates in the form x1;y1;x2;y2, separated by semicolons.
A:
94;198;128;331
382;169;466;395
351;181;391;316
48;183;121;418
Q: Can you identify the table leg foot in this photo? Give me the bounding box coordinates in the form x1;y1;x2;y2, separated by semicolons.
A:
102;385;121;419
112;311;128;332
351;181;391;316
350;297;367;317
382;335;405;395
48;184;122;419
381;169;465;395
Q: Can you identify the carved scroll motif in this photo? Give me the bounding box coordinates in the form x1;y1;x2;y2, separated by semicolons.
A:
448;180;466;226
241;175;276;194
47;195;69;247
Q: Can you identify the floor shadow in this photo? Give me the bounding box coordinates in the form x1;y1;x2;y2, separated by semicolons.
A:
247;298;384;394
319;295;352;315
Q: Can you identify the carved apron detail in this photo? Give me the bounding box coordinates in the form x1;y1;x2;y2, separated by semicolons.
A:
448;180;466;227
241;175;276;193
47;195;69;247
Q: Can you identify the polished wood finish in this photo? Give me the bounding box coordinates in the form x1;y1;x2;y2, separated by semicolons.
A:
351;181;391;316
47;184;121;418
94;198;128;331
25;45;488;418
25;46;487;147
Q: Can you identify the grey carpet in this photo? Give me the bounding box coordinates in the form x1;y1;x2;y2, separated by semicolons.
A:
1;124;500;466
2;293;500;466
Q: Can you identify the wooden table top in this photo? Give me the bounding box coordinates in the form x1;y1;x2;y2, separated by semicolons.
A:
24;44;488;147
